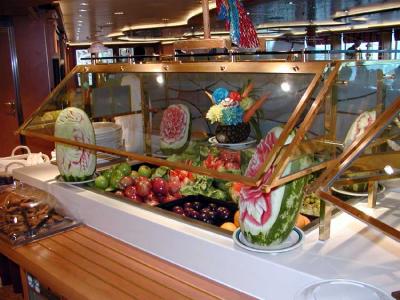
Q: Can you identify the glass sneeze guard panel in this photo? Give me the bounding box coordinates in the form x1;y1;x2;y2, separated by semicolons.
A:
19;62;331;187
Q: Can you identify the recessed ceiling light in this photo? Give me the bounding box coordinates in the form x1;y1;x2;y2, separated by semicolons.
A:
162;18;169;22
81;2;88;5
288;1;294;4
79;9;87;12
106;22;113;25
77;20;83;23
114;11;124;15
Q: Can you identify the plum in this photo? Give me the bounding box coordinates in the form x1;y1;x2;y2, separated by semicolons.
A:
190;211;200;220
183;202;193;210
207;203;218;211
208;211;217;221
192;201;202;211
172;206;183;214
200;207;211;215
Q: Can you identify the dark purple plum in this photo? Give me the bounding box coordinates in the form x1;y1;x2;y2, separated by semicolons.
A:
189;210;200;220
200;207;211;215
216;206;230;217
192;201;202;211
208;211;217;221
172;206;183;214
207;203;218;211
184;207;195;215
218;210;231;221
183;202;193;210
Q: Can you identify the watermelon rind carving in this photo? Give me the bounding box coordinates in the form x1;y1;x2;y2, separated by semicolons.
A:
55;107;96;182
160;104;191;155
343;110;376;149
239;127;311;246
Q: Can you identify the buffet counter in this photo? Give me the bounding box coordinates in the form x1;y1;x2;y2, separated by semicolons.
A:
12;164;400;299
0;226;251;300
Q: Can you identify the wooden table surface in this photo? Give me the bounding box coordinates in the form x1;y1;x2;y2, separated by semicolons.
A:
0;226;255;300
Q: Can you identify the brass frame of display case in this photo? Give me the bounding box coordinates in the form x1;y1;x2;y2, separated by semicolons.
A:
18;61;334;188
310;95;400;242
17;60;400;243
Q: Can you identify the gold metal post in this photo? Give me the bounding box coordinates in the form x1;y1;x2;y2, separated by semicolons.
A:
202;0;211;39
368;181;378;208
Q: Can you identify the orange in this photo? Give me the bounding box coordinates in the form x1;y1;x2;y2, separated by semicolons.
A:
220;222;237;232
234;210;240;227
295;214;310;229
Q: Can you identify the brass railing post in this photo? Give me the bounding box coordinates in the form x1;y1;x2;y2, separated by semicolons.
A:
319;195;334;241
368;181;378;208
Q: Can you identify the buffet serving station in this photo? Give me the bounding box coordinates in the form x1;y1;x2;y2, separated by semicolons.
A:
5;59;400;299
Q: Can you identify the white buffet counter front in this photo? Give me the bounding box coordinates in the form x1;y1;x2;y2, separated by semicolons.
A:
13;164;400;299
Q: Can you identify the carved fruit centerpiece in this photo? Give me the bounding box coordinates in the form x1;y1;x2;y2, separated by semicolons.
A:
206;83;267;144
239;127;311;246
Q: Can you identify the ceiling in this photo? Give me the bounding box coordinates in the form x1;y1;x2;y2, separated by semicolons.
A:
2;0;400;44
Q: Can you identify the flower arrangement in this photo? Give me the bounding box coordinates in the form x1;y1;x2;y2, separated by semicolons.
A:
205;82;268;143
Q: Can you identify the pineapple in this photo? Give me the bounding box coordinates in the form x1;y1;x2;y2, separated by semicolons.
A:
215;122;250;143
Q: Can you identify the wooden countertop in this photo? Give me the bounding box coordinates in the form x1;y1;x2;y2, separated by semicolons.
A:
0;226;254;300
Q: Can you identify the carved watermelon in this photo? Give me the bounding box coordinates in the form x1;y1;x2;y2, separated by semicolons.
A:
239;127;311;246
343;110;376;149
55;107;96;182
160;104;191;155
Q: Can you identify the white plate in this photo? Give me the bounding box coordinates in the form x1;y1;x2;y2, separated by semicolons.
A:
295;279;392;300
93;122;122;135
208;136;257;150
55;173;98;185
152;150;168;159
232;227;304;253
331;184;385;197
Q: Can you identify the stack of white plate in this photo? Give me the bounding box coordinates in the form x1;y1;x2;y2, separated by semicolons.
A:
93;122;123;164
93;122;123;150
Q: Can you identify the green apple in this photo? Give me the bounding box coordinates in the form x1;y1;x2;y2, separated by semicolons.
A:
138;165;152;178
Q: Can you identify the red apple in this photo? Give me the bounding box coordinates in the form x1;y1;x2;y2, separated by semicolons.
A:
119;176;134;189
135;179;152;197
124;185;137;198
167;177;181;194
151;177;168;195
129;194;143;203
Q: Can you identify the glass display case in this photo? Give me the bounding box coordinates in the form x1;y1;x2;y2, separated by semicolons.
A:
16;60;400;242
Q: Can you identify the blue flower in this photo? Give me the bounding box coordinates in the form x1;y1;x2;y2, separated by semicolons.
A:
222;106;244;126
212;87;229;104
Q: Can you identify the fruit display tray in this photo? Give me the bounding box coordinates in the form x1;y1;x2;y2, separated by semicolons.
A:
157;195;237;227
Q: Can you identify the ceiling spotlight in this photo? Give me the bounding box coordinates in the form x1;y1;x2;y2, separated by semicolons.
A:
288;1;294;4
156;74;164;85
77;20;83;23
79;9;87;12
80;2;89;5
384;165;394;175
281;82;291;92
114;11;124;15
106;21;113;25
162;18;169;22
